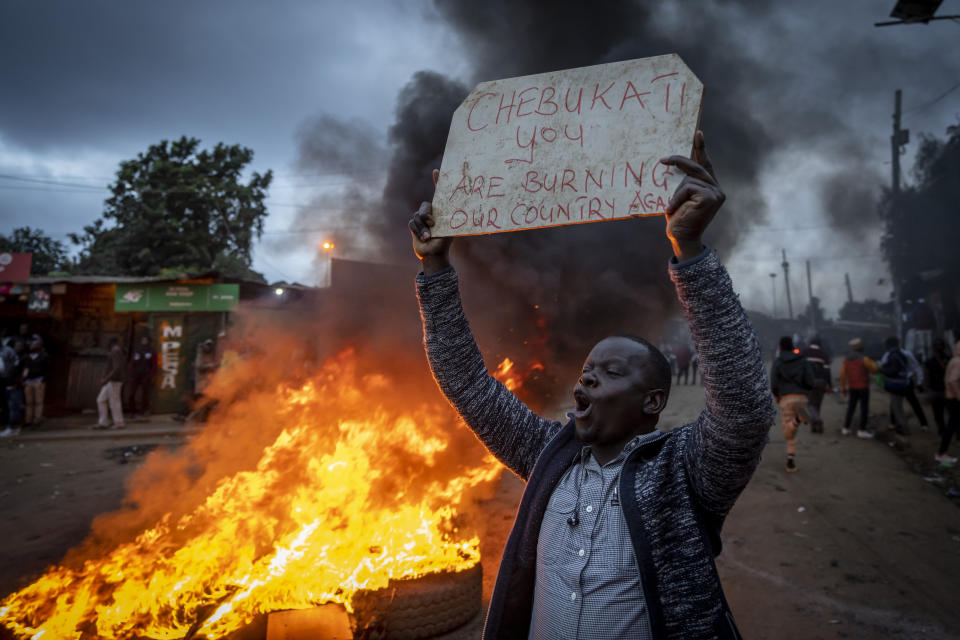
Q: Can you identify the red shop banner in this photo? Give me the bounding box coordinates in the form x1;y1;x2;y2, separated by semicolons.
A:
0;253;32;282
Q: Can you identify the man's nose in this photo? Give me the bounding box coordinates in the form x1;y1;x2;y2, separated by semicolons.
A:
579;371;597;387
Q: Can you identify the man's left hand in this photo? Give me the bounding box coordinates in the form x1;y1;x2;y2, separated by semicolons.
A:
661;130;725;261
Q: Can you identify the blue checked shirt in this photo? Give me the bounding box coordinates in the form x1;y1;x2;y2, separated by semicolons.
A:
529;430;661;639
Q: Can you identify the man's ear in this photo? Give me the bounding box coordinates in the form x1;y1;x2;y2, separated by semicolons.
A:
642;389;667;415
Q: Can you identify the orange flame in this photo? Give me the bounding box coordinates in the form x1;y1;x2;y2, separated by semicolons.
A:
493;357;521;391
0;348;512;639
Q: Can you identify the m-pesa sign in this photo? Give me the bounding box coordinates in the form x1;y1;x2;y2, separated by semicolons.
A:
431;55;703;237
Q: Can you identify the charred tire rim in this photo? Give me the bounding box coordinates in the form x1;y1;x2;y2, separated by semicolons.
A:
352;563;482;640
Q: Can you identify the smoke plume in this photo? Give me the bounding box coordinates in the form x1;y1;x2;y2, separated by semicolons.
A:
291;0;955;395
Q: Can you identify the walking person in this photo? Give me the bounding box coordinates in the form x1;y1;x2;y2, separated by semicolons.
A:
839;338;878;438
879;337;912;435
913;298;936;361
925;339;950;437
936;341;960;464
22;336;49;427
186;339;220;423
95;338;126;430
771;335;815;472
800;336;831;434
126;335;157;417
691;351;699;385
0;338;24;437
674;343;691;385
901;347;930;431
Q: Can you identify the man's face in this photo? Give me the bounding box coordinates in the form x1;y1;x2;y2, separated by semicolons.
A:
572;337;660;449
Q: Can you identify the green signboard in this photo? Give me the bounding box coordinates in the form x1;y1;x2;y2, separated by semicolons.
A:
115;283;239;312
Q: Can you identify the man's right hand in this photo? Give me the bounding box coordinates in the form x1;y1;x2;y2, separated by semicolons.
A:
408;169;453;275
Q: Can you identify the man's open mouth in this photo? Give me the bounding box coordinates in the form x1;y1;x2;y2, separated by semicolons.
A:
573;388;592;420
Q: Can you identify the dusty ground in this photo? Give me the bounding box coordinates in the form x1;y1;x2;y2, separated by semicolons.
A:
1;380;959;639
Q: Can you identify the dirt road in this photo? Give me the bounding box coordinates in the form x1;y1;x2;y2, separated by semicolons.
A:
1;381;958;639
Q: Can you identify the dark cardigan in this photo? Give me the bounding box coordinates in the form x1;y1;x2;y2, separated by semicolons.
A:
416;249;775;639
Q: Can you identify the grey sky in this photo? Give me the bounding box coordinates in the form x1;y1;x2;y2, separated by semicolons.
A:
1;0;958;317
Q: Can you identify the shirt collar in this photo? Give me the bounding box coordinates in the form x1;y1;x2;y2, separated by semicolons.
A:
580;429;662;468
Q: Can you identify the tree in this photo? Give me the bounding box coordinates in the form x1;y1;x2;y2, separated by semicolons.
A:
838;299;894;324
881;123;960;291
0;227;69;275
70;136;272;280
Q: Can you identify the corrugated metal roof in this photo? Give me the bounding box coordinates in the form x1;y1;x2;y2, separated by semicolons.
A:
27;275;168;285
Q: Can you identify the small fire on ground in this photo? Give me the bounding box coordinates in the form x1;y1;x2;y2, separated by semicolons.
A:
0;348;541;639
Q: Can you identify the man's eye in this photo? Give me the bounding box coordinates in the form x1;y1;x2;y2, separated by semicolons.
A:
607;369;623;376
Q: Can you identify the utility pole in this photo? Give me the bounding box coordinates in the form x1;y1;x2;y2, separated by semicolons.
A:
781;249;794;320
891;89;909;340
806;260;816;333
892;89;905;195
769;273;777;318
844;273;854;304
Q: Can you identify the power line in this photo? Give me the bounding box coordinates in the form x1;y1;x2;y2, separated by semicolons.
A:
251;248;297;283
0;184;106;194
904;80;960;114
0;174;106;190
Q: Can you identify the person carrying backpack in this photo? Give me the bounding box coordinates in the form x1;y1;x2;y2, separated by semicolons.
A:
800;336;831;434
771;336;816;472
879;336;910;435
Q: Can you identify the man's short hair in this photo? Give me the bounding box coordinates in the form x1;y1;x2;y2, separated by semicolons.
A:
810;335;821;346
779;336;794;352
885;336;900;349
614;334;672;398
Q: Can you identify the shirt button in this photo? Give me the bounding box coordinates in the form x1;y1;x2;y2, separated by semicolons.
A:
570;592;577;601
586;505;593;513
578;548;585;557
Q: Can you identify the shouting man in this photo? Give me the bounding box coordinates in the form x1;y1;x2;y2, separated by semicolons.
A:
410;132;774;639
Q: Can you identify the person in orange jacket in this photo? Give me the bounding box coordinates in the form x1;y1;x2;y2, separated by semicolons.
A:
839;338;878;438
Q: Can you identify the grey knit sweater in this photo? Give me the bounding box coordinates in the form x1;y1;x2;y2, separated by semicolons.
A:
417;249;775;639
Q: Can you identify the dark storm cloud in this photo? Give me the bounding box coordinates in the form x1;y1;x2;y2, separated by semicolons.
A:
5;0;957;316
0;1;365;152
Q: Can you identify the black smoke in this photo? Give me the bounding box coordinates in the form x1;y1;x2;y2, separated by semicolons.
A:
291;0;954;408
369;0;781;388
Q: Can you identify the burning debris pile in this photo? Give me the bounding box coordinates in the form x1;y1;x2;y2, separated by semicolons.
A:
0;337;537;639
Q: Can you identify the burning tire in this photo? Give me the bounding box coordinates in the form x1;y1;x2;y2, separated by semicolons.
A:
351;563;482;639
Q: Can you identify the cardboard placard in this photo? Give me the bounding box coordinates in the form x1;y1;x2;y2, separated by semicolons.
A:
431;54;703;237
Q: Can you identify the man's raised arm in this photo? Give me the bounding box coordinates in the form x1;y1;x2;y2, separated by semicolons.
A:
411;171;561;480
661;133;776;518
